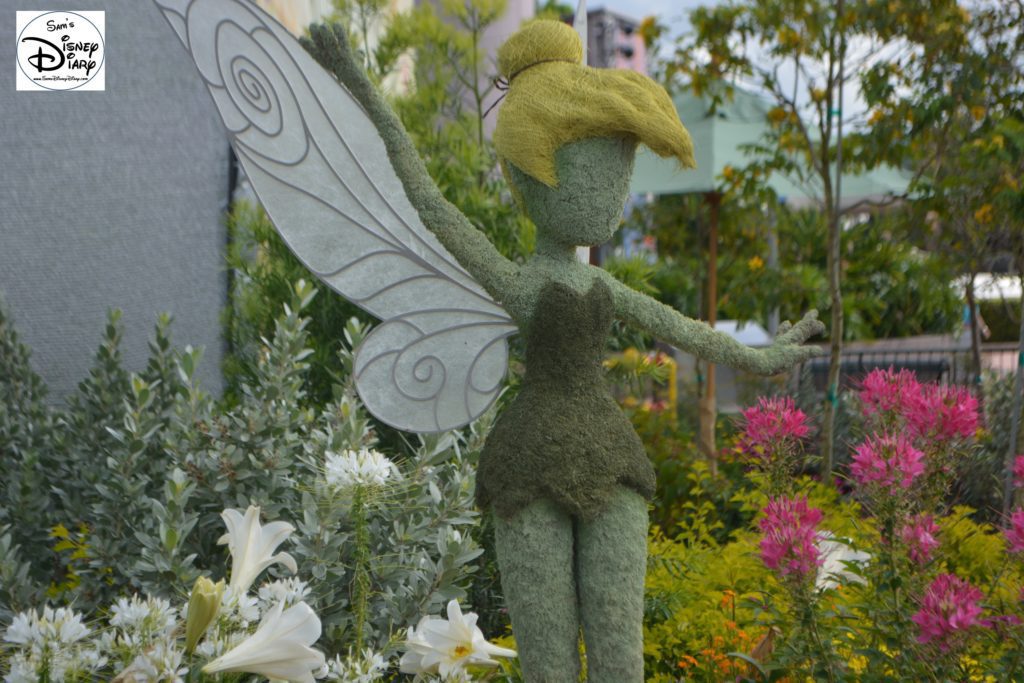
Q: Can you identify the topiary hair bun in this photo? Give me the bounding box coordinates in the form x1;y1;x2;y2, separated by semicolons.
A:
497;20;582;81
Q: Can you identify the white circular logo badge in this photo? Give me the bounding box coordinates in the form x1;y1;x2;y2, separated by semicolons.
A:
17;11;105;91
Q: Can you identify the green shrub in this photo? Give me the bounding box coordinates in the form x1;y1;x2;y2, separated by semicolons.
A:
0;283;491;666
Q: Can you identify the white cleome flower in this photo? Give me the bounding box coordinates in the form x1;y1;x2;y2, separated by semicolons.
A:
109;595;178;637
4;606;105;681
399;599;516;680
258;577;312;611
4;654;37;683
218;505;298;595
113;641;187;683
202;600;326;683
323;647;388;682
816;531;871;591
324;449;399;490
4;606;90;647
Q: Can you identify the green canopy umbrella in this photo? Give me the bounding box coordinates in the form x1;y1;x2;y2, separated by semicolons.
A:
630;85;909;460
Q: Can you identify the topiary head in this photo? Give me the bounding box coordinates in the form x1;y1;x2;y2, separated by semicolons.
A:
493;19;695;187
493;20;695;247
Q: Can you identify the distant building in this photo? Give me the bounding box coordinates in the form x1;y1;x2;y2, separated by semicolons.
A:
586;8;646;73
254;0;335;34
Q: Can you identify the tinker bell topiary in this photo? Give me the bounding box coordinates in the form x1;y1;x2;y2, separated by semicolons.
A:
156;2;823;680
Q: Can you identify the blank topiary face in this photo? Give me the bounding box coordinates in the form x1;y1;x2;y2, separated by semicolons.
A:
507;137;637;248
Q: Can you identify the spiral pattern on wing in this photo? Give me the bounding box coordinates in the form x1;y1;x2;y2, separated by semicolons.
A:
396;351;446;402
234;58;272;114
211;19;306;163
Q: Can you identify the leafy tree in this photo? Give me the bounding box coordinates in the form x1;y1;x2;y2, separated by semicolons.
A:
627;193;959;343
664;0;878;470
858;0;1021;391
663;0;1017;471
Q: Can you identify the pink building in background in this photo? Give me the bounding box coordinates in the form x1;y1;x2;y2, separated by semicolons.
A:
254;0;335;34
586;8;647;74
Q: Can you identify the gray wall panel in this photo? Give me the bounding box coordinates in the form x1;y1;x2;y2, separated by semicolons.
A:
1;1;229;400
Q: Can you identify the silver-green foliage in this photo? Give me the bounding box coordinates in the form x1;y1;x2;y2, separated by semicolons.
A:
0;282;486;655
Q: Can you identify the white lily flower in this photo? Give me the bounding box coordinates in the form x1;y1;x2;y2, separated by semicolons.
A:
202;600;326;683
816;531;870;591
218;506;298;594
399;599;516;679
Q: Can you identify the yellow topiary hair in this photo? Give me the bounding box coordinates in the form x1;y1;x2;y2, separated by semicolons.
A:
493;20;696;188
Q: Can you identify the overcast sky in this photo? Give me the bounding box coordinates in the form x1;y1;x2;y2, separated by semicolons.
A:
594;0;869;124
596;0;707;38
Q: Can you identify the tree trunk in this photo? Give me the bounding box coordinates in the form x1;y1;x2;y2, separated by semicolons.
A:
820;14;845;476
697;193;721;472
966;272;985;407
767;207;780;337
820;210;843;475
1003;269;1024;516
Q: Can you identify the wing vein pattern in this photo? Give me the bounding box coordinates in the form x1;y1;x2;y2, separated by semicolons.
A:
155;0;517;432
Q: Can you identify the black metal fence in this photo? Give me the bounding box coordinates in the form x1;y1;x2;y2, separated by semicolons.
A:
802;342;1018;390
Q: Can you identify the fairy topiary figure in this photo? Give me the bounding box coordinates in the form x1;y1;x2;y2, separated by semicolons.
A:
158;4;822;680
328;20;821;681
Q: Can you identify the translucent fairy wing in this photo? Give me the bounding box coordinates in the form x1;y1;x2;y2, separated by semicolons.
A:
155;0;516;432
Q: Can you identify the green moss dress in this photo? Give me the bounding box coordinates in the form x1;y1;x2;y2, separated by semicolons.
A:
476;279;656;520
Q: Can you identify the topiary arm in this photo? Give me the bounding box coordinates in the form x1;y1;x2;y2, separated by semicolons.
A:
602;273;824;375
301;23;518;301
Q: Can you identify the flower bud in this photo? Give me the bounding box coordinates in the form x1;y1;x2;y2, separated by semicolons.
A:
185;576;224;654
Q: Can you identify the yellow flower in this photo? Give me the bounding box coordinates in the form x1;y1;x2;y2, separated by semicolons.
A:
748;255;765;271
778;27;801;50
974;203;994;225
767;107;788;125
970;105;986;121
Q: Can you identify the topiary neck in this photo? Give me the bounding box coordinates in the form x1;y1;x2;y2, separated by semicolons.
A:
534;230;579;263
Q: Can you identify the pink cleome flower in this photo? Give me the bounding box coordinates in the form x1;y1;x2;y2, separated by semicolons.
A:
899;514;941;565
849;433;926;492
759;496;824;579
905;384;980;442
739;396;810;460
1013;455;1024;489
859;367;921;419
1005;510;1024;554
911;574;989;650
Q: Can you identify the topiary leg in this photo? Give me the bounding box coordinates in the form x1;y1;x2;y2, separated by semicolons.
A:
494;499;581;683
575;488;648;683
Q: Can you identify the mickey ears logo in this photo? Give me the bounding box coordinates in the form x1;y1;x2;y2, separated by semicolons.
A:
16;11;105;91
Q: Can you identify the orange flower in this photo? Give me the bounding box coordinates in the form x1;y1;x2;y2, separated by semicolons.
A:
678;655;698;669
